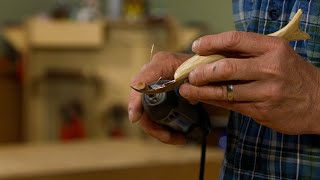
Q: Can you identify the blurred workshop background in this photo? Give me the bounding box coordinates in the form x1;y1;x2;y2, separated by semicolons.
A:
0;0;234;180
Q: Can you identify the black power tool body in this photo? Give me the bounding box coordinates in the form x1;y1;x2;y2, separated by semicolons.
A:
142;80;211;143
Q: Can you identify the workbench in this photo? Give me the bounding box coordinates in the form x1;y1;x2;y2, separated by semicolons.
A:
0;140;224;180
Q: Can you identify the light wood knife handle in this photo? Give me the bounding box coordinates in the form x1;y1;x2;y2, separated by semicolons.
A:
174;9;310;83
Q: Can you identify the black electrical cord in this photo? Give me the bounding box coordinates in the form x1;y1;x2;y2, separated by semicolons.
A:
199;133;208;180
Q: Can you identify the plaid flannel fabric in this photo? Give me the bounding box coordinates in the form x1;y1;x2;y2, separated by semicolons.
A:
220;0;320;179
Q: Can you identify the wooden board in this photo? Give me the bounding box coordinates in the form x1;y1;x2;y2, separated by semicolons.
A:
27;19;105;49
0;140;224;180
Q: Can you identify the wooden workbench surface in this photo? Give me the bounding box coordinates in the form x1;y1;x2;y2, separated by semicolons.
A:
0;140;224;180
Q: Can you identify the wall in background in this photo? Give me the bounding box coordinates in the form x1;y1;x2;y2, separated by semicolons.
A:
0;0;234;31
0;0;56;25
157;0;234;33
0;0;234;55
0;0;82;56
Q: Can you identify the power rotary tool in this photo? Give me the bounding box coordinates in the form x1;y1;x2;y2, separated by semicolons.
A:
131;79;212;180
141;80;211;143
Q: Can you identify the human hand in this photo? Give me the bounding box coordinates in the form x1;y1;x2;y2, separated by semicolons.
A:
179;31;320;135
128;52;191;144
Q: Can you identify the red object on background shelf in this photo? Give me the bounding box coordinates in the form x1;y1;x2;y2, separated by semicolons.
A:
60;113;86;141
59;100;86;141
16;57;25;83
110;127;125;139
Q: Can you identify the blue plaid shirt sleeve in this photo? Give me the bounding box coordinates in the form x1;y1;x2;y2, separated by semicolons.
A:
221;0;320;179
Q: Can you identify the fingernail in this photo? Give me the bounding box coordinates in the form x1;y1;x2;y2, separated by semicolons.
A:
187;72;195;85
192;39;201;52
189;71;194;79
189;100;199;105
160;131;171;142
179;85;189;98
128;109;139;123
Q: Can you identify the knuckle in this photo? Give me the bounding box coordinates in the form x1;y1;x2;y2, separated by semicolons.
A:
223;31;242;49
191;66;207;85
152;51;176;65
137;51;178;82
183;85;200;101
197;35;210;49
195;88;202;100
271;38;290;54
252;103;270;119
220;86;228;100
199;35;221;51
151;51;181;76
276;38;289;49
179;85;190;98
265;82;284;101
152;51;171;61
263;63;281;77
199;68;207;84
219;60;237;80
187;86;201;100
152;51;174;66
